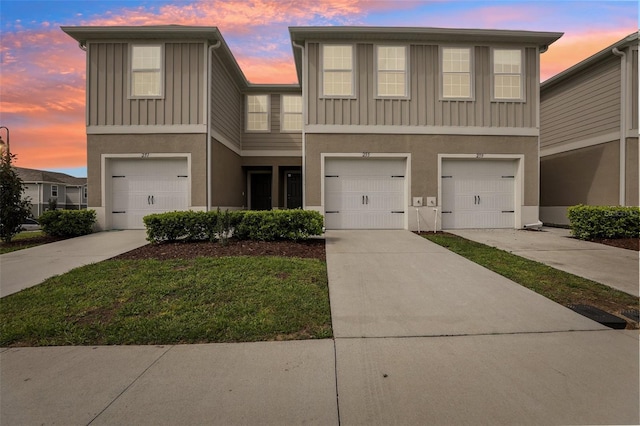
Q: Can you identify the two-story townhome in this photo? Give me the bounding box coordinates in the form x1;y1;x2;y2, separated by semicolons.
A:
290;27;562;229
539;32;638;226
63;25;562;231
15;167;88;218
62;26;302;230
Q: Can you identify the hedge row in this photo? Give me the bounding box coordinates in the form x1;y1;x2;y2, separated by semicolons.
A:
38;210;97;237
567;205;640;240
143;209;324;243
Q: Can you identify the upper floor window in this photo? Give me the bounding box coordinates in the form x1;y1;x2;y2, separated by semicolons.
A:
376;45;407;98
246;95;269;132
493;49;523;100
281;95;302;132
131;44;163;98
442;47;472;99
83;186;87;200
51;185;58;197
322;45;354;97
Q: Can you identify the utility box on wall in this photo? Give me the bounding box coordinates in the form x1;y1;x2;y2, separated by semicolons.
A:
426;197;437;206
412;197;423;206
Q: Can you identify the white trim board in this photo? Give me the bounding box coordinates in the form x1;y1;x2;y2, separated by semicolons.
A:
540;131;619;157
88;125;207;134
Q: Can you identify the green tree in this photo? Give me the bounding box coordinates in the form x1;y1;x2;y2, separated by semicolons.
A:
0;152;32;242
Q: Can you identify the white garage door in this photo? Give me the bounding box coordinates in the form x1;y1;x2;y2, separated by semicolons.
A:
110;158;188;230
325;158;405;229
441;159;516;229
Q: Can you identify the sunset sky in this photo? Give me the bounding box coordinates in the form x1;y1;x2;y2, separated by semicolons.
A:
0;0;637;177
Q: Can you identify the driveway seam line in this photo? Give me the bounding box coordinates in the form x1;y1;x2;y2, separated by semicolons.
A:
86;345;174;425
332;338;342;426
333;328;611;340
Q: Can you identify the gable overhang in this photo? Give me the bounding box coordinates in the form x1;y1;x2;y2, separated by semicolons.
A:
289;26;563;82
61;25;249;89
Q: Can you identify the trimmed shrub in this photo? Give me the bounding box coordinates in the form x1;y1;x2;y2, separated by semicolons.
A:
39;209;96;237
567;205;640;240
143;209;323;243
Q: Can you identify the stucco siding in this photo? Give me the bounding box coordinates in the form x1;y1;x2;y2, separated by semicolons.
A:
306;43;538;129
211;139;244;207
304;133;538;207
540;55;620;150
211;52;242;148
626;137;638;206
242;94;303;152
87;42;205;127
540;140;620;207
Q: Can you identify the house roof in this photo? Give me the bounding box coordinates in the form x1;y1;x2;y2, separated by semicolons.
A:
15;167;87;186
289;26;563;83
61;25;300;90
541;32;638;91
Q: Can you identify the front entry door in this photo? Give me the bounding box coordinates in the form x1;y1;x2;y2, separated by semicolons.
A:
286;171;302;209
250;173;272;210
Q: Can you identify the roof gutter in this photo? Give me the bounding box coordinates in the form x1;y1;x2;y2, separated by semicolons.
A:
612;47;627;206
292;40;306;209
207;40;222;212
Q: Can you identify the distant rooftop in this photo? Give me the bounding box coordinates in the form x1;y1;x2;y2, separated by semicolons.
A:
15;167;87;186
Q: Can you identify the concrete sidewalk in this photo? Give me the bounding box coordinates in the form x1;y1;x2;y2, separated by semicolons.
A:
0;230;148;297
449;227;639;297
1;230;638;425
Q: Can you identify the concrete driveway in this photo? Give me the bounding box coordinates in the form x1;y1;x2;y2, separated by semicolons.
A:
0;230;148;297
449;227;639;297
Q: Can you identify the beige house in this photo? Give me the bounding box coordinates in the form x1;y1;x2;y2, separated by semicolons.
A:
540;32;638;225
63;25;562;231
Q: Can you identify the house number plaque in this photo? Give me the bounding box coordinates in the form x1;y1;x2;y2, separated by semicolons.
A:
362;152;370;158
141;153;150;158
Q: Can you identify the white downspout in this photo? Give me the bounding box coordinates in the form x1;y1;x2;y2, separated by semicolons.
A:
612;47;627;206
292;41;306;209
207;40;221;212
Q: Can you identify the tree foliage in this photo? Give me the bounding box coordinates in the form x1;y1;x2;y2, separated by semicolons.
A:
0;152;32;242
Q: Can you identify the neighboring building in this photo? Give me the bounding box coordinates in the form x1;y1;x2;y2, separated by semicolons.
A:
540;33;638;225
62;25;562;231
15;167;88;218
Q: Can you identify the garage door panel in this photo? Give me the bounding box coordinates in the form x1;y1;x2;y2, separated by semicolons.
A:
110;159;188;230
442;160;516;229
324;158;406;230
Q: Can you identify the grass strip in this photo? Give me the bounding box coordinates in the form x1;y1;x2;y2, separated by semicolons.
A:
0;256;332;346
422;233;638;320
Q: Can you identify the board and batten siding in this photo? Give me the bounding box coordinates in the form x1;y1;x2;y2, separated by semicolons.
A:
87;42;205;127
540;55;621;149
306;43;538;128
211;52;242;149
242;94;303;152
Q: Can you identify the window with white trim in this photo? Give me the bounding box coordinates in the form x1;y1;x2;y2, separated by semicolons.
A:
281;95;302;132
131;44;163;97
246;95;269;131
376;45;407;97
83;186;87;199
442;47;471;99
493;49;523;100
51;185;58;197
322;45;354;97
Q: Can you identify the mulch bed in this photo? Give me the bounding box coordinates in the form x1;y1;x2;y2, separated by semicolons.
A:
590;238;639;251
0;235;67;250
113;238;326;261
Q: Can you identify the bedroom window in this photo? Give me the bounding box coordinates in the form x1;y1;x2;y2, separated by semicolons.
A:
130;44;163;98
442;47;472;99
281;95;302;132
322;45;354;97
51;185;58;197
376;45;407;97
493;49;523;100
246;95;269;132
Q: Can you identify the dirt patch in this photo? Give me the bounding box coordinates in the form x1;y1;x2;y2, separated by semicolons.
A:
113;238;326;261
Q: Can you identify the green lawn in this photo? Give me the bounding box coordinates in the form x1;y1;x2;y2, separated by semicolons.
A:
422;233;638;319
0;256;332;346
0;231;47;254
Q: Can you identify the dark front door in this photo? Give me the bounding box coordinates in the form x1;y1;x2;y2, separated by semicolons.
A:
250;173;272;210
286;172;302;209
